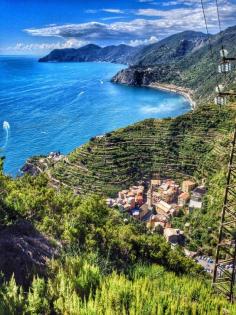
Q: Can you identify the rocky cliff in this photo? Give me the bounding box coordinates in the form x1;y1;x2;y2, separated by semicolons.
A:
0;220;57;288
111;66;180;86
112;26;236;102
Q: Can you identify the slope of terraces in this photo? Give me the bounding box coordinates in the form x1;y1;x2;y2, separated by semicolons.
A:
26;104;234;197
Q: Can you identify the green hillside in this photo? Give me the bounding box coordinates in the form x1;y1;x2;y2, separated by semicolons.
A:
2;24;236;313
46;104;235;196
0;166;235;314
23;101;236;255
1;263;236;314
133;30;208;66
112;26;236;102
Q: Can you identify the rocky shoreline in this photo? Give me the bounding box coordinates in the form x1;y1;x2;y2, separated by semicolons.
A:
148;82;196;110
112;67;196;110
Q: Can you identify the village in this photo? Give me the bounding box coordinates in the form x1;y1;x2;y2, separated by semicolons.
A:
106;178;206;246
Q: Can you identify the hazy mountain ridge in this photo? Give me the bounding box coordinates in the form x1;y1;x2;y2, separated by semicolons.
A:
39;30;209;65
39;43;141;64
39;28;227;102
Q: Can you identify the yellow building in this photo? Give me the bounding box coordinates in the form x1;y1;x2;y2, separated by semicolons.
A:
182;180;196;193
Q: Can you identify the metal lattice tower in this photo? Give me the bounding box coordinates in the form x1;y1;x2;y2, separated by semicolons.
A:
200;0;236;302
211;30;236;304
212;126;236;302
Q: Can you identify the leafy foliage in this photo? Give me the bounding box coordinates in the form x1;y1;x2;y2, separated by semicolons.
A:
0;261;235;314
2;27;236;310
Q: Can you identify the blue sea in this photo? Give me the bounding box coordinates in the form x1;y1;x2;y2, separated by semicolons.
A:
0;56;190;176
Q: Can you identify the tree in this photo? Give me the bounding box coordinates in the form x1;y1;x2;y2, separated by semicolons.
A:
27;277;50;315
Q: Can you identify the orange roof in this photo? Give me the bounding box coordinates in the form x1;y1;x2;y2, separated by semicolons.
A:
127;192;135;197
179;192;190;200
183;180;195;185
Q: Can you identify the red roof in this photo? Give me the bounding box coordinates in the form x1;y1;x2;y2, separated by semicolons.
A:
179;192;190;200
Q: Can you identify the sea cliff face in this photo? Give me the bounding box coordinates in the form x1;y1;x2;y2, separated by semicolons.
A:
111;66;180;86
111;67;195;107
111;68;147;86
112;26;236;102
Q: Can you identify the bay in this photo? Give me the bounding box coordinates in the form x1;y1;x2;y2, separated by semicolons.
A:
0;56;190;175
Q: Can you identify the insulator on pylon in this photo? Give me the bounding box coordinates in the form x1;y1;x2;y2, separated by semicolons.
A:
214;95;227;106
215;84;224;93
220;48;228;58
218;62;232;73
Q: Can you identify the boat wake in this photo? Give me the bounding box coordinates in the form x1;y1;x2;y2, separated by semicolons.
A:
2;121;10;149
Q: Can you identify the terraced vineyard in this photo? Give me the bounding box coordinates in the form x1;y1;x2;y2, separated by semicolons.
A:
42;104;235;197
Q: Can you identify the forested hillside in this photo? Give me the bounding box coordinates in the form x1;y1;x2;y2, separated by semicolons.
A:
2;24;236;314
112;25;236;102
39;30;208;65
28;104;235;195
131;30;208;66
23;102;236;255
0;160;236;314
2;263;236;314
39;43;141;64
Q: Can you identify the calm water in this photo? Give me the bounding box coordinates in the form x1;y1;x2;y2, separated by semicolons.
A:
0;56;190;175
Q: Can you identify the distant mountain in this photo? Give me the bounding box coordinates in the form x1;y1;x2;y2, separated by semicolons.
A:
131;30;208;66
39;26;236;102
39;31;207;65
39;44;141;64
112;26;236;102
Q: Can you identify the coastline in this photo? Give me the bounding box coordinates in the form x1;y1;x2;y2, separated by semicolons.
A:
147;82;196;110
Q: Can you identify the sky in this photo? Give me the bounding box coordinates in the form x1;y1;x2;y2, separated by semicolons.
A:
0;0;236;55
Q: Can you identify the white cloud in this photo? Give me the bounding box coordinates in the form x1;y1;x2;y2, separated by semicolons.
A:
102;9;124;14
135;9;163;16
101;16;127;21
24;1;236;43
162;1;179;6
162;0;228;7
138;0;155;3
7;38;89;52
129;36;158;46
135;2;236;30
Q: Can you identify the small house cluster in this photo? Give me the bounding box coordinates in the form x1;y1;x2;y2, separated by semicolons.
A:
107;178;206;246
106;185;149;220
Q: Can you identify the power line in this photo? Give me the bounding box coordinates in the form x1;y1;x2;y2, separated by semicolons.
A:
215;0;223;33
215;0;231;87
200;0;224;101
200;0;215;59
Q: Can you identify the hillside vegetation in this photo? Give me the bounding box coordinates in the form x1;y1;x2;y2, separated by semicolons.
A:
112;26;236;102
1;263;236;314
0;161;235;313
4;159;233;314
23;102;236;255
39;43;141;64
3;25;236;313
132;30;208;66
46;104;234;196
